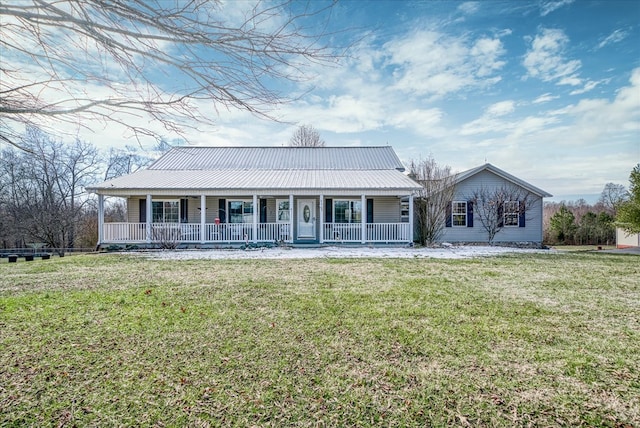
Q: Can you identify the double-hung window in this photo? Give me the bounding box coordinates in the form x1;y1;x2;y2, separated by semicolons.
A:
452;201;467;226
276;199;290;223
228;200;253;223
504;201;519;227
152;200;179;223
334;200;362;223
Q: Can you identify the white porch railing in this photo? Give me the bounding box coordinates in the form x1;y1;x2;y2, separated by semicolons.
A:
204;223;253;242
323;223;361;242
323;222;410;242
367;223;410;242
104;222;147;242
102;222;410;244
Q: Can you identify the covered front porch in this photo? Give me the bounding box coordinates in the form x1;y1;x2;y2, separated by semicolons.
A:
97;193;414;247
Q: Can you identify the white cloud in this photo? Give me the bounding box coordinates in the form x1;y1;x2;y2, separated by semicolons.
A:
569;80;600;95
597;28;629;49
539;0;575;17
523;28;582;86
487;100;516;117
384;30;507;99
457;2;480;15
459;100;517;136
387;108;446;137
532;93;559;104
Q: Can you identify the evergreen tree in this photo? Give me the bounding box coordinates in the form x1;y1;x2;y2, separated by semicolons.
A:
616;164;640;233
550;205;577;244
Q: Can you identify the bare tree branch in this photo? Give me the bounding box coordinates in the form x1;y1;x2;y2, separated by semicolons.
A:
409;156;456;246
1;0;346;149
466;184;535;244
289;124;325;147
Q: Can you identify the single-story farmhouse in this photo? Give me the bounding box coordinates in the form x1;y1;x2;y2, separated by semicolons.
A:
440;163;552;245
87;146;552;248
88;146;422;247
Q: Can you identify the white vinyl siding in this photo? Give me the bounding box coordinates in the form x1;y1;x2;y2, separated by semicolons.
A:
374;197;403;223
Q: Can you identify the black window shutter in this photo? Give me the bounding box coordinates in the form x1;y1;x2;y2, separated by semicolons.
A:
367;199;374;223
467;201;474;228
180;198;188;222
519;201;526;227
325;198;333;223
139;199;146;223
445;201;452;227
260;199;267;223
497;203;504;228
218;198;226;223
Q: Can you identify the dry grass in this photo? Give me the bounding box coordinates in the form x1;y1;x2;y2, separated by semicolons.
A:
0;252;638;427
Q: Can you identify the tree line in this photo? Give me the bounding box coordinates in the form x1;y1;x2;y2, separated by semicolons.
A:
544;173;639;246
0;128;154;252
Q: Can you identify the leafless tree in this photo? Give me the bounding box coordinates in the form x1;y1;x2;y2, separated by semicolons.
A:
1;1;344;150
598;182;627;214
104;146;153;181
289;124;326;147
466;184;535;244
408;156;456;246
0;127;100;252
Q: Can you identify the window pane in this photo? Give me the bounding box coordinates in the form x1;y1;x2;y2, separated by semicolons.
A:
504;201;519;226
453;202;466;214
335;200;350;223
352;201;362;223
505;214;518;226
152;201;163;222
243;202;253;223
164;201;179;223
229;201;243;223
453;202;466;226
277;200;290;222
152;200;179;222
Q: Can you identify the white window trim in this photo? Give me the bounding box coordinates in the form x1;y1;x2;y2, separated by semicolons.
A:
152;199;180;223
504;201;519;227
334;199;363;224
276;198;290;224
452;201;467;227
228;199;254;224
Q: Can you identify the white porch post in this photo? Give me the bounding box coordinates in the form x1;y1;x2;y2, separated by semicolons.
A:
289;194;294;243
319;194;324;244
146;194;152;243
252;194;258;244
361;194;366;244
200;194;206;244
408;193;414;244
97;194;104;245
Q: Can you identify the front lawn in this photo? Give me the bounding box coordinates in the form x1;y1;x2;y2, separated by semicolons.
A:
1;252;638;426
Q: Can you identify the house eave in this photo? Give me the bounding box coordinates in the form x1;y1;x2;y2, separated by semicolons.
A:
87;187;421;197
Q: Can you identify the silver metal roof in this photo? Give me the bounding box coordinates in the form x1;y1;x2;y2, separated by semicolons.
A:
88;146;421;196
148;146;406;171
90;169;420;195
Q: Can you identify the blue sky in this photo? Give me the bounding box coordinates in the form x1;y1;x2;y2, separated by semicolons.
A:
8;0;639;202
287;0;640;202
182;0;640;202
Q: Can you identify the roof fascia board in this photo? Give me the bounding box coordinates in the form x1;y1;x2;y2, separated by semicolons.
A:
89;188;419;197
453;163;552;198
